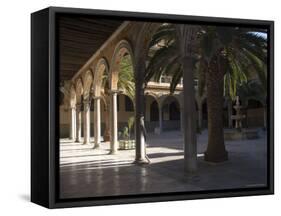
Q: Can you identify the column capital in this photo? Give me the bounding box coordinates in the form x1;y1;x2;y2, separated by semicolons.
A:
176;25;199;59
70;104;76;110
108;89;122;95
93;96;102;100
76;103;82;110
83;99;91;105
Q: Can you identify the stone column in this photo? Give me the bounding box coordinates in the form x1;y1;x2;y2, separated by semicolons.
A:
109;90;118;154
180;106;184;133
94;97;101;148
83;99;91;144
75;104;82;142
176;25;198;172
134;58;149;164
198;101;203;131
158;105;163;133
69;105;76;140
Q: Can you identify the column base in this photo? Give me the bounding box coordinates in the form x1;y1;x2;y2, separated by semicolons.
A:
93;144;101;149
82;141;90;145
184;157;197;173
75;139;81;143
204;150;228;163
133;157;150;165
109;150;118;155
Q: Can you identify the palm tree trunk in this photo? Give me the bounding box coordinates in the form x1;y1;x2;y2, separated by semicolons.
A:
204;58;228;162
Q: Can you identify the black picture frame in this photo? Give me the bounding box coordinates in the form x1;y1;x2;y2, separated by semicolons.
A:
31;6;274;209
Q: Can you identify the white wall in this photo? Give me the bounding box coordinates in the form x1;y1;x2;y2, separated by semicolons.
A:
0;0;279;215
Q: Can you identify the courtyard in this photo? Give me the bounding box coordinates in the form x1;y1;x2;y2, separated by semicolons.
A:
60;129;267;199
57;16;269;200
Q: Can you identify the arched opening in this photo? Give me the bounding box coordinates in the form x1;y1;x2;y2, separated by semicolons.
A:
144;94;159;133
117;94;135;140
109;40;135;153
109;41;134;92
161;96;181;131
92;58;110;144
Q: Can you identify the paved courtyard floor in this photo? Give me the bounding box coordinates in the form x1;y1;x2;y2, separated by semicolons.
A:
59;129;267;199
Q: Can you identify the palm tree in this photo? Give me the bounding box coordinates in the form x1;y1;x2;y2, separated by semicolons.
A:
145;24;267;162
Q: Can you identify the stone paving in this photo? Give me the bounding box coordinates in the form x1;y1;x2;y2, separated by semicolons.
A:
59;129;267;199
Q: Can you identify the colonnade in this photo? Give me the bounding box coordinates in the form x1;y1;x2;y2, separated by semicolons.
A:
66;22;199;172
70;97;103;149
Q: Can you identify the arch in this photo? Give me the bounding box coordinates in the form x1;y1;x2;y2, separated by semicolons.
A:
75;78;83;104
144;94;159;122
93;57;110;97
144;91;159;104
82;70;93;100
109;40;134;91
159;94;181;110
160;95;181;121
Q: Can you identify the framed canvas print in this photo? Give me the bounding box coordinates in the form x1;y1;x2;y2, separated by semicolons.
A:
31;7;274;208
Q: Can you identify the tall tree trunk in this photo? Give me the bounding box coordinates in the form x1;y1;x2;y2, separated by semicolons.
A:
204;57;228;162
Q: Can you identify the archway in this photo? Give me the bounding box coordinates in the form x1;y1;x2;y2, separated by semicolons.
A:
92;58;110;147
160;95;181;131
144;94;159;133
109;40;135;154
117;94;135;141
